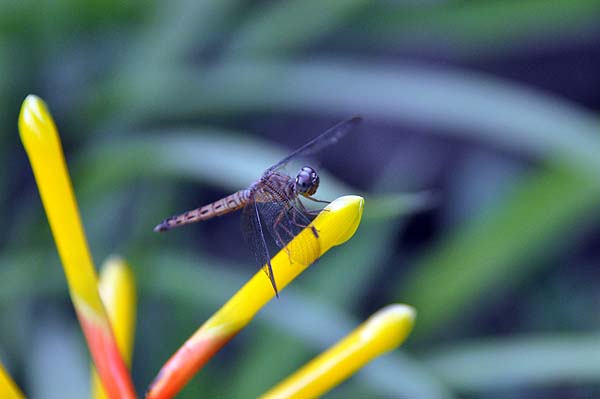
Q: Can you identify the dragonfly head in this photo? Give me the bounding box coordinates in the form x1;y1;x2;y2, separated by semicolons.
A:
295;166;319;196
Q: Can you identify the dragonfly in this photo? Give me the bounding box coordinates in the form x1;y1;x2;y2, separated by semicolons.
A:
154;117;361;297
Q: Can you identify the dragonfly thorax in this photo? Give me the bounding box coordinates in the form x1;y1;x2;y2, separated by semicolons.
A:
295;166;319;196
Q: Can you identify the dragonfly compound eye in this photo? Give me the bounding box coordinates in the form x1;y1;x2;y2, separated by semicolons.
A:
296;166;319;196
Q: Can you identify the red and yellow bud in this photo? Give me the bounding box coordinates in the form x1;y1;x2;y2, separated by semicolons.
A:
18;95;136;399
146;195;364;399
92;256;137;399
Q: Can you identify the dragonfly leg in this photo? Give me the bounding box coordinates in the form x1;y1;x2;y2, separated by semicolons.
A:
290;209;318;239
273;210;294;262
305;209;326;216
294;201;321;238
305;196;330;204
298;198;327;216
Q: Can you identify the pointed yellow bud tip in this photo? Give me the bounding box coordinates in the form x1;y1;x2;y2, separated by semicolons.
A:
318;195;364;247
359;304;416;354
19;95;56;144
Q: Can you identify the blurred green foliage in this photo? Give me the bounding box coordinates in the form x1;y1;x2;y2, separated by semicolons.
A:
1;0;600;398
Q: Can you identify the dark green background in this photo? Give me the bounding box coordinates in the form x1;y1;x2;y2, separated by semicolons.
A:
1;1;600;398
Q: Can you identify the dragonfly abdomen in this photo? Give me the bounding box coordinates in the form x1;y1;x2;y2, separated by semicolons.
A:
204;189;249;218
153;189;249;232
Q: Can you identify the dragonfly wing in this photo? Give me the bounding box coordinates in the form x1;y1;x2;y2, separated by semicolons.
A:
240;195;279;297
266;117;361;172
254;187;321;268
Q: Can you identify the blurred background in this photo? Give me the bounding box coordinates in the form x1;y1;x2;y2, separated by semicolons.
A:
2;1;600;398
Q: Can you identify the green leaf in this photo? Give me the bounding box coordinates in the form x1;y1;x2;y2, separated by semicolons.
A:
398;164;600;336
75;129;351;198
126;0;241;65
224;0;368;57
0;251;64;304
360;0;600;57
100;60;600;173
424;334;600;393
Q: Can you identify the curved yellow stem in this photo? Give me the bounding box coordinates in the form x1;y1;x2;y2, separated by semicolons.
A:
146;195;364;399
260;304;416;399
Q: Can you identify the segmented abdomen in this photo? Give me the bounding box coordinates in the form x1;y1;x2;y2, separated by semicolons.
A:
154;189;250;232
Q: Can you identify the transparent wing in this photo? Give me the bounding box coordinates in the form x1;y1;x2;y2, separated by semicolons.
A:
266;116;361;173
254;187;321;268
240;195;279;297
